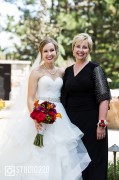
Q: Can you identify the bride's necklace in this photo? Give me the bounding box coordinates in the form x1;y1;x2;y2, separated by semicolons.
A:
43;64;57;75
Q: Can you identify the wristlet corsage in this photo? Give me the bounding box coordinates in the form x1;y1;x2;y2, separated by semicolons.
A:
97;120;107;128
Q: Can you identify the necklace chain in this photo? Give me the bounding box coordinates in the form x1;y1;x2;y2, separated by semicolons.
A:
43;64;57;75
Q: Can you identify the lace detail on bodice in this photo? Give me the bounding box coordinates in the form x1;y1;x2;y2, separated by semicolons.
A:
37;76;63;99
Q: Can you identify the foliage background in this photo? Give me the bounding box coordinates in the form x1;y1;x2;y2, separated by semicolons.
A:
108;159;119;179
0;0;119;88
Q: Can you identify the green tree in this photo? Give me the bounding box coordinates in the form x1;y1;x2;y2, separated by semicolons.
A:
1;0;61;63
49;0;119;88
1;0;119;87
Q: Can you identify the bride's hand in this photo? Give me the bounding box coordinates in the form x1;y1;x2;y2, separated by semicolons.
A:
34;121;42;132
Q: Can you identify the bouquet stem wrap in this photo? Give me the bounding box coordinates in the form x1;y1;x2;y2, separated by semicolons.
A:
34;124;45;147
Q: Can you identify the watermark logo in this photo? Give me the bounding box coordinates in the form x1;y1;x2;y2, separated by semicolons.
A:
5;166;15;176
5;165;49;177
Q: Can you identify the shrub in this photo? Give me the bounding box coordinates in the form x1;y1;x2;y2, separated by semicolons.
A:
108;159;119;180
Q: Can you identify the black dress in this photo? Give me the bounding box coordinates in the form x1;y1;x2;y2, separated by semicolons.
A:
61;61;111;180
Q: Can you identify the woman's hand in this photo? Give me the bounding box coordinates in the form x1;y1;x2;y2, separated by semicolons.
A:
96;126;106;140
34;121;42;132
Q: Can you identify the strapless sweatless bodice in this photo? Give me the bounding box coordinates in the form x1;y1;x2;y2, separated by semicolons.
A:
37;76;63;99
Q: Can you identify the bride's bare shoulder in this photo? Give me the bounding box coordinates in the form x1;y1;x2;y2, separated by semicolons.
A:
29;66;43;78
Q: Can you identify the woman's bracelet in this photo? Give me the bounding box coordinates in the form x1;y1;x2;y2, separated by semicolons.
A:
97;120;107;128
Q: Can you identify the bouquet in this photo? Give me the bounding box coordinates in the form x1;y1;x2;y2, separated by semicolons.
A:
30;100;62;147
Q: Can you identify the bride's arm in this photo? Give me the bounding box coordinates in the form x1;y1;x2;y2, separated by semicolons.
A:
27;69;42;131
27;70;38;113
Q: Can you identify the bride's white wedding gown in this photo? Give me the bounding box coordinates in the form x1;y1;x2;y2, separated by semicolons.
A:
0;75;91;180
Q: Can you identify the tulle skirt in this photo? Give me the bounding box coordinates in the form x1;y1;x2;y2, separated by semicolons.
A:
0;101;91;180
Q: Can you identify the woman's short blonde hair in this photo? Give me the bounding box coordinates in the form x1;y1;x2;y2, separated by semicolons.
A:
39;37;59;58
72;33;93;52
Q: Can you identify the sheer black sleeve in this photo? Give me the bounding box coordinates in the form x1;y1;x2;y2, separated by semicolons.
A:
93;66;111;103
60;69;68;108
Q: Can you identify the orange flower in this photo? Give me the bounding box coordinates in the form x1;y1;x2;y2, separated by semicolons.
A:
47;104;51;109
34;100;39;108
56;113;62;118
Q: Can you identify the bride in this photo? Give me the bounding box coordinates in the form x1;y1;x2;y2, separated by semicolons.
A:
0;37;91;180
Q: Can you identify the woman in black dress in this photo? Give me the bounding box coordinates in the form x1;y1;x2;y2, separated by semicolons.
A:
61;33;111;180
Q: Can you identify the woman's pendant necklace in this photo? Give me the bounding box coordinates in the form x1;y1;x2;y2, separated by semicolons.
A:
43;64;57;75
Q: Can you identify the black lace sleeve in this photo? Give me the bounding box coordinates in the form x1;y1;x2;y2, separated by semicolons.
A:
93;66;111;103
60;69;68;108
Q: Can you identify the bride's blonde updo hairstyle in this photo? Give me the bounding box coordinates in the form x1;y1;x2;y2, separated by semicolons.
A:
72;33;93;52
39;37;59;59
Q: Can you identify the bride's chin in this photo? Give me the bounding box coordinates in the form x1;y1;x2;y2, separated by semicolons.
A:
46;60;55;64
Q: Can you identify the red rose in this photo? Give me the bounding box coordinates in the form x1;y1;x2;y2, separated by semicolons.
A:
30;110;46;123
30;109;39;119
35;112;46;123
